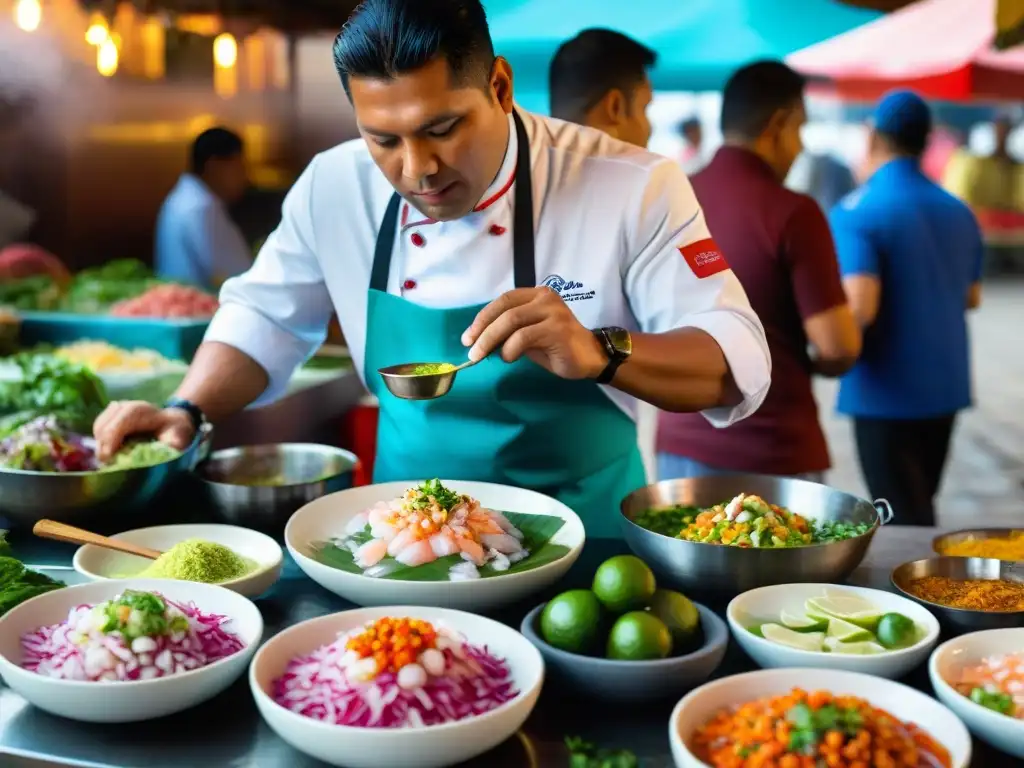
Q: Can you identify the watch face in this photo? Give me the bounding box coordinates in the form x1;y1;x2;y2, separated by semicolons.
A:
606;327;632;356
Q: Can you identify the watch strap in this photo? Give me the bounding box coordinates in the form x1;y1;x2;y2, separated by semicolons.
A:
593;328;628;385
164;397;206;433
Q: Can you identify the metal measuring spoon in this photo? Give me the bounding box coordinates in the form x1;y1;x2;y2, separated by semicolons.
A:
377;359;481;400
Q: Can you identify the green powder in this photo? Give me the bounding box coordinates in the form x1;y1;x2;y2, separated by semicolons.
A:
136;539;258;584
409;362;456;376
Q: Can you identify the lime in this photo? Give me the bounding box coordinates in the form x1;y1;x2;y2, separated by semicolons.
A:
876;613;917;649
540;590;604;654
606;611;672;660
592;555;656;614
805;596;883;631
648;589;701;649
760;623;825;652
824;637;886;655
780;609;828;632
826;617;873;643
747;624;766;637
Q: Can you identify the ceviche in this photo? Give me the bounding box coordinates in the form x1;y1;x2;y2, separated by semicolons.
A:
21;589;245;682
634;493;871;549
691;687;952;768
272;617;518;728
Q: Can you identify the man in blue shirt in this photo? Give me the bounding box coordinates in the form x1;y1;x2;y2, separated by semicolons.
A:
155;127;252;290
830;90;984;526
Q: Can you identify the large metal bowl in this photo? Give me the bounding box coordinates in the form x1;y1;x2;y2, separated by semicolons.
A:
196;443;358;535
0;432;203;528
620;475;892;594
932;528;1024;560
891;556;1024;632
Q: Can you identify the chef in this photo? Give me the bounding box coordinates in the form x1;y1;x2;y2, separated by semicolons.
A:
95;0;770;538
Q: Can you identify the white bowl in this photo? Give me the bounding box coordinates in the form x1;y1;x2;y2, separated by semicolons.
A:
73;524;283;598
727;582;940;679
930;628;1024;759
0;578;263;723
669;667;972;767
250;605;544;768
285;480;584;610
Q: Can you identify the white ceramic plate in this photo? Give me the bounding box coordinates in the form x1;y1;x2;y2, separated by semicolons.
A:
250;605;544;768
285;480;584;610
0;578;263;723
930;628;1024;759
727;583;940;679
670;667;972;767
73;524;283;598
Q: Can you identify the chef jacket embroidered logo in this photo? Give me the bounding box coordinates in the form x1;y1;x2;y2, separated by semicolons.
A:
541;274;596;303
679;238;729;279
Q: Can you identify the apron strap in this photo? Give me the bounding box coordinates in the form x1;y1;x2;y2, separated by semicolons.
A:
369;192;402;293
370;109;535;293
510;110;536;289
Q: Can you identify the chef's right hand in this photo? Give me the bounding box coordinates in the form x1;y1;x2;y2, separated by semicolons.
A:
93;401;196;461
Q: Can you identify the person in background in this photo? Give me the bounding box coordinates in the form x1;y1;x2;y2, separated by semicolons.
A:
658;60;860;482
677;117;708;175
786;150;857;213
548;29;655;148
943;114;1022;213
155;127;252;291
830;90;984;527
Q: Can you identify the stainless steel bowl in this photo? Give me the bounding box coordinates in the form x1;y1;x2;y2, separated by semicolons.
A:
620;475;892;594
196;443;358;535
890;556;1024;631
932;528;1024;559
0;433;202;528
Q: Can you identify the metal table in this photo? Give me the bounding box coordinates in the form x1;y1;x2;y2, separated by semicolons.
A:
0;527;1012;767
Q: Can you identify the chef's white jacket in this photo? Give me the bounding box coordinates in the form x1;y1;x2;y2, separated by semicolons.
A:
206;109;771;430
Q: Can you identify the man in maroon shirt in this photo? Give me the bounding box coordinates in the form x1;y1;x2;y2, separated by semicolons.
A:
658;61;861;481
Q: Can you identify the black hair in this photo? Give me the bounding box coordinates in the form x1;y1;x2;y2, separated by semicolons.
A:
720;60;806;141
333;0;495;97
190;127;243;175
679;117;701;138
549;29;656;122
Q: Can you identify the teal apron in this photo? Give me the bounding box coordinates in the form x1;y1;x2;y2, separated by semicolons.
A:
363;112;646;538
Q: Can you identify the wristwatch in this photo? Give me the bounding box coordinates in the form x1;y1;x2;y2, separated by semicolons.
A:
592;326;632;384
164;397;207;434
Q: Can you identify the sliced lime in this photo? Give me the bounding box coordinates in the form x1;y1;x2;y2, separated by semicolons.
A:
826;617;873;643
824;637;886;655
805;596;883;631
780;609;828;632
761;623;825;652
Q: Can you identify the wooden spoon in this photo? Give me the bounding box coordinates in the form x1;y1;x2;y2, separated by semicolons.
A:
33;520;163;560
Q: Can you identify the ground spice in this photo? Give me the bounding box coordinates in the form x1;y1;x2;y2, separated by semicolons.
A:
906;576;1024;612
136;539;257;584
938;533;1024;561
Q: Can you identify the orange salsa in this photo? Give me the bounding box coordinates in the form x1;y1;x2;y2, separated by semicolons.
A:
690;688;952;768
345;617;438;675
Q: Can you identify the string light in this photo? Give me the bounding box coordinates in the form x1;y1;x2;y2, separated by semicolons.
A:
13;0;42;32
85;13;109;46
213;33;238;69
97;38;118;77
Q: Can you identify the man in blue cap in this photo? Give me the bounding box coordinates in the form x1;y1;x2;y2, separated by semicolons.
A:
830;90;985;527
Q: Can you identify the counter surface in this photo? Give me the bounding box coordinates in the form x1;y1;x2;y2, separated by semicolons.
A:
0;527;1011;767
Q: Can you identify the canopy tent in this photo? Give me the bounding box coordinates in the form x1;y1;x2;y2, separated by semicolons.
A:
787;0;1024;101
485;0;879;111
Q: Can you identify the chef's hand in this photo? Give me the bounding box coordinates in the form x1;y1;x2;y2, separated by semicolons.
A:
93;401;196;461
461;287;606;380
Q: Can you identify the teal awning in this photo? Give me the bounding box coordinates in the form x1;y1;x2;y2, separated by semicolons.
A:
486;0;881;99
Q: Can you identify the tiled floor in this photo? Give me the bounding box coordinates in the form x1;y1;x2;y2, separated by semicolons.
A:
817;278;1024;528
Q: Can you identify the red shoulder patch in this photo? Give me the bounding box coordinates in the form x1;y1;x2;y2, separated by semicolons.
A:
679;238;728;279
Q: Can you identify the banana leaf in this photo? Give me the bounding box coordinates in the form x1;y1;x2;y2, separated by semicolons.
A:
312;510;570;582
